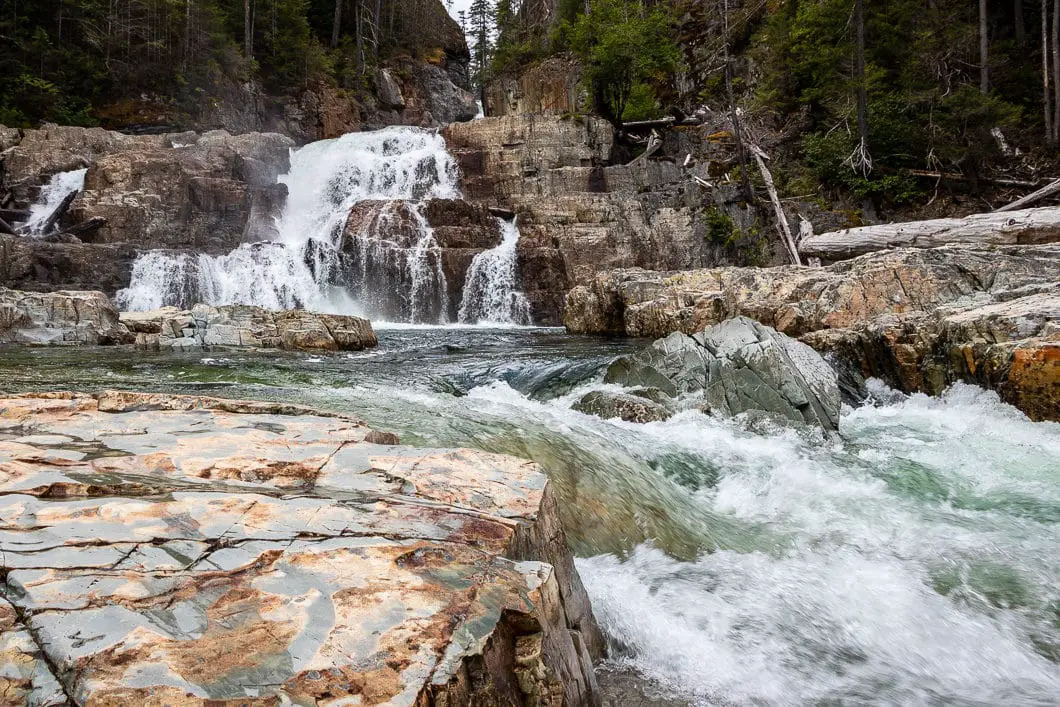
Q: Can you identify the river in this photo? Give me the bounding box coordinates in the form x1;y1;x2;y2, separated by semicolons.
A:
3;326;1057;705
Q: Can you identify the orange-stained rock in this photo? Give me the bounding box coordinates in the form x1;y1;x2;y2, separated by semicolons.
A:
0;391;601;706
564;245;1059;421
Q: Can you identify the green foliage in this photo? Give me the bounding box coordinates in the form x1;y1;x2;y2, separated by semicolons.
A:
702;207;768;266
561;0;681;125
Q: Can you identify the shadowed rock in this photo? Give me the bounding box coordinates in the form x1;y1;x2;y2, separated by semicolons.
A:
0;391;602;705
605;317;841;431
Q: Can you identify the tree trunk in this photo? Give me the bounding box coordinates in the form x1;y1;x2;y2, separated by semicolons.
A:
1046;0;1054;144
243;0;254;59
331;0;342;48
799;207;1060;261
1016;0;1026;45
1053;0;1059;136
980;0;989;93
853;0;871;175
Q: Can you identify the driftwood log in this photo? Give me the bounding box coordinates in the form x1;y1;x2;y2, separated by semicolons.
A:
34;189;78;235
995;178;1060;212
799;206;1060;261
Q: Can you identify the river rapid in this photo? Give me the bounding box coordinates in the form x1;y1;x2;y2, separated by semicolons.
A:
2;326;1058;706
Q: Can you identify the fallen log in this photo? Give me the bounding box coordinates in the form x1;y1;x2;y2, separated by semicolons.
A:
58;216;106;239
35;190;78;235
994;178;1060;212
0;208;29;222
0;216;15;236
799;206;1060;261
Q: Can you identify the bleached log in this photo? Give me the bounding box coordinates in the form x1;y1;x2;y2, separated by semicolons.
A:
799;206;1060;261
748;144;801;265
994;178;1060;212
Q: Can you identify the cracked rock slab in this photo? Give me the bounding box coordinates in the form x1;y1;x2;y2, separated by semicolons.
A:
0;391;601;706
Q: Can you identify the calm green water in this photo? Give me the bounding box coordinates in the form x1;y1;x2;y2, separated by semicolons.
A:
3;327;1058;705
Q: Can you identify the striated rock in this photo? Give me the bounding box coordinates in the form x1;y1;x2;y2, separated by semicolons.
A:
0;391;602;705
0;288;132;345
0;234;138;295
70;130;294;252
485;54;585;118
573;389;674;423
606;317;841;430
126;304;378;352
0;597;67;706
444;114;733;323
566;246;1060;421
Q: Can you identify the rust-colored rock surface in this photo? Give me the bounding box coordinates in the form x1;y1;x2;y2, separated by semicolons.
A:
0;391;601;705
564;245;1059;421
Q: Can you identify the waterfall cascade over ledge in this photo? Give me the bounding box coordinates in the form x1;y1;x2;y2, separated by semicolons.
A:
118;127;529;325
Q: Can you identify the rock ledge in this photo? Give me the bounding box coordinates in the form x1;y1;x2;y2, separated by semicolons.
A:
0;391;601;705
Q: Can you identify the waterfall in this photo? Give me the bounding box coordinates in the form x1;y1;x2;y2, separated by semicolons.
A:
22;168;87;235
118;127;458;322
458;218;531;325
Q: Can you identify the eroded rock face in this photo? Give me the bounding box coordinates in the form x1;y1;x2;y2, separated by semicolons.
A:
444;115;738;324
0;288;132;345
124;303;378;351
70;130;294;252
566;246;1060;421
0;234;138;295
0;391;602;706
605;317;841;430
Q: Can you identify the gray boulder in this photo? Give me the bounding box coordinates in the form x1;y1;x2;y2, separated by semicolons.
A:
606;316;841;430
573;390;673;423
0;288;133;345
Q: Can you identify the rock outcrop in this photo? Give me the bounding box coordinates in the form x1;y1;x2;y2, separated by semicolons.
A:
603;317;841;430
124;303;378;351
565;245;1060;421
0;288;133;345
0;234;138;295
444;114;730;323
0;391;602;705
572;389;674;423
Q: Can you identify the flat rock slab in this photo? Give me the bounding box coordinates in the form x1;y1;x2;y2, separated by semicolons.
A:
0;392;600;705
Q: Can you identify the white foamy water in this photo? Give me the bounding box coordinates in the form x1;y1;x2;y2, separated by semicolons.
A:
569;384;1060;705
22;169;87;235
458;218;531;325
118;128;461;321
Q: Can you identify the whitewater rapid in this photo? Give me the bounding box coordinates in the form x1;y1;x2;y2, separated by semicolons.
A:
21;168;87;235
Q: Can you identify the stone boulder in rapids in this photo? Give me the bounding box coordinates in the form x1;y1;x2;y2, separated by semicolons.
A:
604;316;841;431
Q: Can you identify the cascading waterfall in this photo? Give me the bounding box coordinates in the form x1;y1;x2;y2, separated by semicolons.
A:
21;168;87;235
458;217;531;325
118;127;459;322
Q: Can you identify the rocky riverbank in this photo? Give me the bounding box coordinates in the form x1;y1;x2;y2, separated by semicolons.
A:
564;245;1059;421
0;289;377;352
0;391;601;705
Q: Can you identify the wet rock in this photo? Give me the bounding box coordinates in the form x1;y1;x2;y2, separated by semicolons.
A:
0;234;138;296
606;317;841;430
126;304;378;352
573;389;674;423
71;130;294;251
0;391;602;705
0;288;133;345
567;246;1060;421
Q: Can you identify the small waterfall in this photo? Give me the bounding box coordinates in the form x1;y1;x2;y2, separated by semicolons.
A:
458;218;531;325
118;127;459;322
22;169;87;235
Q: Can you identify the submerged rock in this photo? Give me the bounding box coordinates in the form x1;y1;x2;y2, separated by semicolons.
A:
0;288;133;345
0;391;602;705
606;316;841;431
573;389;674;423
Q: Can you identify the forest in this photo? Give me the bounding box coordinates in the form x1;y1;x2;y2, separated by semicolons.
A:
470;0;1060;205
0;0;461;127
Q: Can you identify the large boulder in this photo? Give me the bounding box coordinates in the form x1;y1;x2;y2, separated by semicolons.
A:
573;389;674;423
0;288;132;345
567;245;1060;422
126;303;377;352
606;316;841;430
0;391;602;705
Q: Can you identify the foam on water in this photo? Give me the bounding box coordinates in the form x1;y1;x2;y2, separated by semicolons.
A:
22;169;87;235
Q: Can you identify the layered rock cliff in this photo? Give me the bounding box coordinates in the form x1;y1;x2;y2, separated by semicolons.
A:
563;245;1060;421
